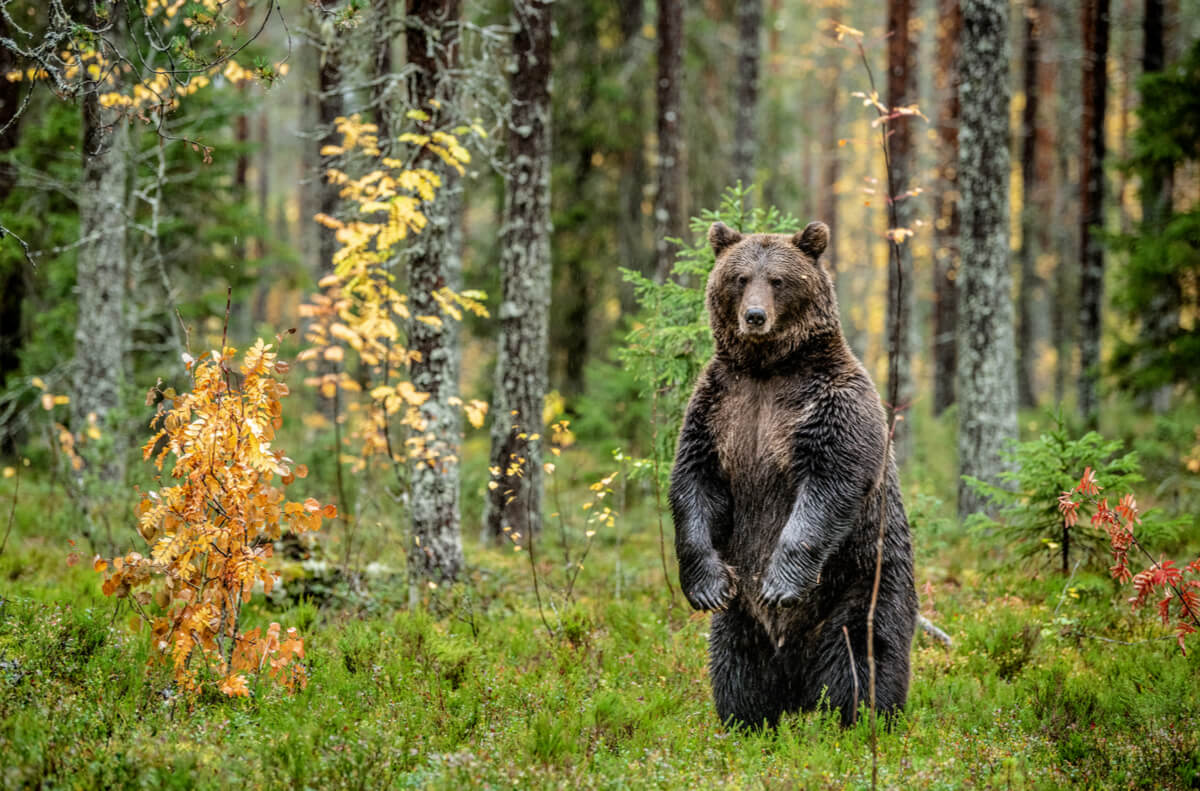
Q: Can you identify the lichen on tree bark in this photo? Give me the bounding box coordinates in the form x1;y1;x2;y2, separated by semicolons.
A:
73;3;128;487
485;0;552;541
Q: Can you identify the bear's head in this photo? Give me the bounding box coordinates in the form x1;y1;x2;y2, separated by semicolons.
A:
705;220;839;369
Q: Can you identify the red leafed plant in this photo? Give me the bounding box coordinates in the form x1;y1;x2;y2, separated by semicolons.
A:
1059;467;1200;653
96;338;336;696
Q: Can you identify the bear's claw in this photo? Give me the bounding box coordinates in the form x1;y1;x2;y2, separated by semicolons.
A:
681;555;737;612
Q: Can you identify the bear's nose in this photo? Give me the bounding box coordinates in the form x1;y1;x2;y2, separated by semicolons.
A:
745;308;767;327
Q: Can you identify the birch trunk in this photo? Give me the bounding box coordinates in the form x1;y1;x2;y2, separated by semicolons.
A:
956;0;1018;518
485;0;553;540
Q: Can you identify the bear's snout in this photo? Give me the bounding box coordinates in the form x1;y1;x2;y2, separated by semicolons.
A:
745;307;767;327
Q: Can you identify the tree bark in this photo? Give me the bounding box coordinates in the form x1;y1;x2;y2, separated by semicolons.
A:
485;0;552;541
1016;0;1044;409
1077;0;1110;426
405;0;465;582
932;0;960;416
73;1;128;486
1139;0;1175;412
818;54;839;278
316;3;344;275
886;0;917;464
732;0;761;191
617;0;650;304
0;12;25;454
956;0;1018;518
654;0;685;282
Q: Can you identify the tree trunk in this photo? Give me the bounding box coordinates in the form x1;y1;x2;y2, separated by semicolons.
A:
618;0;650;304
73;2;128;486
886;0;917;464
1140;0;1175;412
0;12;25;454
405;0;465;582
373;0;397;136
1077;0;1110;426
932;0;960;417
1034;5;1059;406
1016;0;1043;409
316;6;344;275
485;0;552;541
818;52;840;279
956;0;1018;519
654;0;685;282
732;0;761;191
1052;0;1078;407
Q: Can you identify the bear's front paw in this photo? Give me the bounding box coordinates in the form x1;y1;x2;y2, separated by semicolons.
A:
680;554;737;612
759;548;821;609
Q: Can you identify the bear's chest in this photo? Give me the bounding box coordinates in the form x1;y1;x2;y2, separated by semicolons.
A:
710;376;807;487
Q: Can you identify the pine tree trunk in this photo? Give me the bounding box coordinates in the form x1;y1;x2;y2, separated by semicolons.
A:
73;2;128;486
405;0;465;582
956;0;1018;518
932;0;960;417
1016;0;1043;409
886;0;917;464
1077;0;1110;426
654;0;684;282
485;0;552;541
732;0;761;190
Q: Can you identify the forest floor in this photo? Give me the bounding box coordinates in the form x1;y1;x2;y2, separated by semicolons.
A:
2;418;1199;790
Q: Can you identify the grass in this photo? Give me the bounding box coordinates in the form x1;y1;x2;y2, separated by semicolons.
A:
2;412;1199;790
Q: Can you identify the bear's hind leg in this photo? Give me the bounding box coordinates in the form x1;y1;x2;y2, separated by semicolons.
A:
800;618;910;727
708;603;785;729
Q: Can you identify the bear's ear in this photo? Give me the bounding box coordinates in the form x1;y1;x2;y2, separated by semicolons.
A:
708;222;743;257
792;221;830;259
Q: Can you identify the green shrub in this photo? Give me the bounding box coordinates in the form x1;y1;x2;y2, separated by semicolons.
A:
965;411;1183;571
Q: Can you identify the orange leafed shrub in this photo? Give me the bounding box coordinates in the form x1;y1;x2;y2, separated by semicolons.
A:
98;339;336;696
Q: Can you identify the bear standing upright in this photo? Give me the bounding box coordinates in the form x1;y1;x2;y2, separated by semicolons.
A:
669;220;918;728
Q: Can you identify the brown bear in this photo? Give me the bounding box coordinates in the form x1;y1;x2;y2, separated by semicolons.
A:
669;220;918;728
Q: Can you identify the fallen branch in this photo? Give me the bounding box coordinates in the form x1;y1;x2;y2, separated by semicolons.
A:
917;615;952;648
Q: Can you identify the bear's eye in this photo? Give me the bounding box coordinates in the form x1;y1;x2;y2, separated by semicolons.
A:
769;277;783;288
736;275;749;287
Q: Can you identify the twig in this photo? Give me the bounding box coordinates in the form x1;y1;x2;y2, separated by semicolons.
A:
847;31;906;791
842;624;860;718
651;381;677;605
1053;559;1082;616
1128;532;1200;630
0;460;19;557
524;458;555;639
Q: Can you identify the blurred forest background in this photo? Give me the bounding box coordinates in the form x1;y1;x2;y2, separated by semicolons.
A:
2;0;1200;788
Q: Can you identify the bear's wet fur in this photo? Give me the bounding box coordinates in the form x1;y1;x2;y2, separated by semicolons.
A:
669;220;918;729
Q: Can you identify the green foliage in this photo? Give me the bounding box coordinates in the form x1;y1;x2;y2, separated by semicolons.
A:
1110;39;1200;395
618;183;799;488
964;412;1182;570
